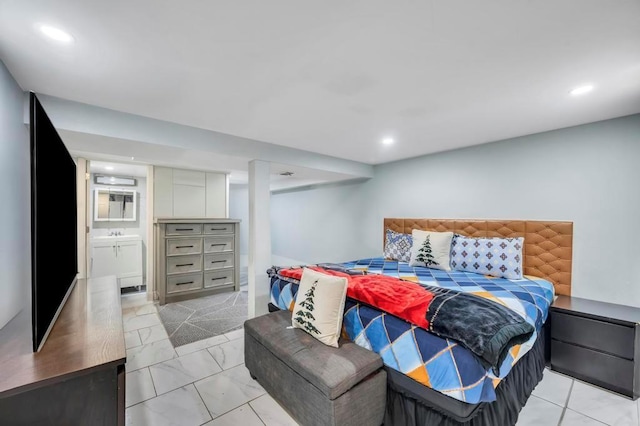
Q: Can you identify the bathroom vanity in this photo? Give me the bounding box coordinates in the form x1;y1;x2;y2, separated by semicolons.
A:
91;235;143;289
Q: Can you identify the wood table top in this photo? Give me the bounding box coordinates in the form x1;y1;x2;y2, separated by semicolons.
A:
0;276;126;397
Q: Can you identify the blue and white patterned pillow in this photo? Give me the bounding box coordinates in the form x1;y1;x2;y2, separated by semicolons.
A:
384;229;413;262
450;234;524;279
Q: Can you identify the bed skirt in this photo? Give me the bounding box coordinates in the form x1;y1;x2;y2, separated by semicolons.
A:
384;325;547;426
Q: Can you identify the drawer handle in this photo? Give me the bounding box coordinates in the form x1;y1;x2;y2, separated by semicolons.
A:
210;227;227;230
176;245;194;249
175;228;193;231
176;281;194;286
210;244;226;247
210;260;226;264
210;277;227;281
176;263;194;267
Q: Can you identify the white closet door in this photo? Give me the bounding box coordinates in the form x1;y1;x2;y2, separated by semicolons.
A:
173;169;205;186
173;185;206;217
205;173;227;218
154;167;173;218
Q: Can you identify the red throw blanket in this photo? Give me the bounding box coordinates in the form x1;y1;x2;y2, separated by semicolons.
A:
275;266;535;374
278;267;433;329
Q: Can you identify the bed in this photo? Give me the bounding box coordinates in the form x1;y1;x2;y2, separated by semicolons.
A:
268;218;573;425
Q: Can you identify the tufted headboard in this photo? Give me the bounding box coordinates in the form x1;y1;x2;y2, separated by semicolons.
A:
383;218;573;296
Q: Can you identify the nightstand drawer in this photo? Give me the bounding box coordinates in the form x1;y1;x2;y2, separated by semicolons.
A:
551;311;635;359
552;340;634;398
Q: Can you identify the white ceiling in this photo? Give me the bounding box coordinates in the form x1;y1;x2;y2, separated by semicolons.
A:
1;0;640;165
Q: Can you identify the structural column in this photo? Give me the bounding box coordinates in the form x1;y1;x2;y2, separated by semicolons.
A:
248;160;271;318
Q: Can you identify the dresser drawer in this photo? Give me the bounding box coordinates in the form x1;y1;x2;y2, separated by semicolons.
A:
204;253;234;271
166;224;202;236
167;273;203;294
166;255;202;275
551;311;635;359
204;236;234;253
552;340;634;397
204;269;234;289
166;238;203;256
204;223;234;235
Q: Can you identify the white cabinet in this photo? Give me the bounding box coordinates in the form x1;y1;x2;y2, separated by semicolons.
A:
153;167;228;218
91;236;143;289
206;173;227;218
154;167;174;218
91;241;118;278
173;185;206;217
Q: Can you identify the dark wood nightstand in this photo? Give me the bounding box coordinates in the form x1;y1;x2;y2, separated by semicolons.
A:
550;295;640;399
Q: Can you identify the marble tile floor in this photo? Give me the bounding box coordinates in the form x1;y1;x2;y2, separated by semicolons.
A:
121;293;640;426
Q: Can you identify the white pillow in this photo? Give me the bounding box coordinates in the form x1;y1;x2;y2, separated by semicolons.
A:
409;230;454;271
292;268;348;348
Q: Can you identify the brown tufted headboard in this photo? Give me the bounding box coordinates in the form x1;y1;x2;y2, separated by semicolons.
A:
383;218;573;296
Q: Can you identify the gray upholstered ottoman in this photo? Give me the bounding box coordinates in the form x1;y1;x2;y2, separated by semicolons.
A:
245;310;386;426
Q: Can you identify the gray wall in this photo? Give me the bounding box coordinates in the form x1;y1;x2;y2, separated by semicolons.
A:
271;114;640;307
0;61;30;329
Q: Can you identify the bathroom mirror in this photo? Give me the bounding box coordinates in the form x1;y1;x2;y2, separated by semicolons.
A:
94;188;137;222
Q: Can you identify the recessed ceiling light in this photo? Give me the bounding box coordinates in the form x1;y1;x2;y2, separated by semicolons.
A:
569;85;594;96
105;166;114;171
39;25;74;43
382;138;394;145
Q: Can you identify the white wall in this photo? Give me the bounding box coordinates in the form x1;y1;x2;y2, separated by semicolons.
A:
271;180;372;264
90;173;147;280
271;114;640;307
229;184;249;266
0;61;30;329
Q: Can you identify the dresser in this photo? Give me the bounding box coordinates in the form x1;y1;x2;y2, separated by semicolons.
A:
550;295;640;399
155;218;240;305
0;276;126;425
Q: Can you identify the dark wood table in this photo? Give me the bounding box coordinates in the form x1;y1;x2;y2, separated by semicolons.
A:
550;295;640;399
0;276;126;425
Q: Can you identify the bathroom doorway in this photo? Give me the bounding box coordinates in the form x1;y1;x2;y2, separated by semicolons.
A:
87;160;149;295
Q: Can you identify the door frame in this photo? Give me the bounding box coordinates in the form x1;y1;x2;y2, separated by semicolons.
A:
76;158;90;279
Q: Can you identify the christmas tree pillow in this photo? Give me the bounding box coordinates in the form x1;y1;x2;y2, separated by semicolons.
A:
450;234;524;280
292;268;348;348
384;229;413;262
408;230;454;271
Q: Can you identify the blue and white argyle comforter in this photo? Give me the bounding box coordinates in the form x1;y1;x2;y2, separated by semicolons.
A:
269;257;554;404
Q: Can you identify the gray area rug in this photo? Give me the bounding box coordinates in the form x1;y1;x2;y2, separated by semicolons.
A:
158;270;248;347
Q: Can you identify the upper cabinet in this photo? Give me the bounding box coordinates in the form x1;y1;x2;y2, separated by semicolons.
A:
94;188;137;221
154;167;228;218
